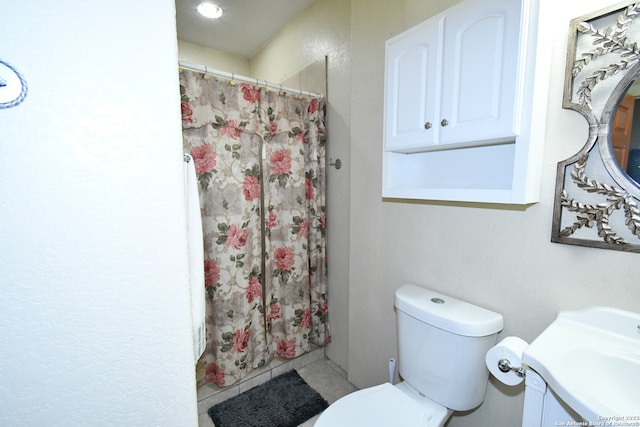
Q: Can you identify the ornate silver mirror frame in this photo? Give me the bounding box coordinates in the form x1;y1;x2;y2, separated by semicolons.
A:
552;1;640;252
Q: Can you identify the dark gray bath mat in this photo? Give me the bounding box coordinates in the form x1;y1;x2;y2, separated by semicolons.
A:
208;369;329;427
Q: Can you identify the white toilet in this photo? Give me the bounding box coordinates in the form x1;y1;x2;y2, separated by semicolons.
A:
316;284;503;427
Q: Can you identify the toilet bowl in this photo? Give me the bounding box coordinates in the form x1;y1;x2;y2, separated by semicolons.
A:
315;284;503;427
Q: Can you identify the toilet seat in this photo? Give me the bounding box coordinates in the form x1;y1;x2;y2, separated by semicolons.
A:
315;382;450;427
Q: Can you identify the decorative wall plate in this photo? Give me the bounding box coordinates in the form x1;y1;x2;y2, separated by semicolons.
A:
0;59;27;109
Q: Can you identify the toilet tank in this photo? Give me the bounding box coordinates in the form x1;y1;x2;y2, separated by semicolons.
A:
394;284;503;411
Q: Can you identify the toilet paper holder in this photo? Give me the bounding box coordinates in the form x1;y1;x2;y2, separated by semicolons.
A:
498;358;526;378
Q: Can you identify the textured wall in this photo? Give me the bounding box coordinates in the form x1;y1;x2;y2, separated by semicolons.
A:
0;1;198;425
178;39;251;76
349;1;640;426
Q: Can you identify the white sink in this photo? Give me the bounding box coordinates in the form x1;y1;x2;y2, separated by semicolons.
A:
522;306;640;423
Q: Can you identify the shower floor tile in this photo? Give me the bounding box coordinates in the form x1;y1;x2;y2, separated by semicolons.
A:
198;355;357;427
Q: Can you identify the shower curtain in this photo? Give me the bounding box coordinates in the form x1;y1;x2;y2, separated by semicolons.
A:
179;69;330;387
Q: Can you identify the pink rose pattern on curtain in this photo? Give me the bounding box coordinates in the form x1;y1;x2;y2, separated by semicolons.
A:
260;91;329;361
179;70;329;387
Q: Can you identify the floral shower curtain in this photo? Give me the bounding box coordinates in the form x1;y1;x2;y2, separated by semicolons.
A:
179;69;329;387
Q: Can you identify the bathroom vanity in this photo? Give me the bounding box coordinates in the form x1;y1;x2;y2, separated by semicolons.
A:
521;307;640;427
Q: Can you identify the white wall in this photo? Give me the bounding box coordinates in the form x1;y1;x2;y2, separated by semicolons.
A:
178;39;251;76
0;1;198;426
349;0;640;426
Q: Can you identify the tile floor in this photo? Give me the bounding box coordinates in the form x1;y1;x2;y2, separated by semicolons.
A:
197;348;358;427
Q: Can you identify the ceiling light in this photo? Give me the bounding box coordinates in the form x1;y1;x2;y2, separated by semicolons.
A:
197;2;223;19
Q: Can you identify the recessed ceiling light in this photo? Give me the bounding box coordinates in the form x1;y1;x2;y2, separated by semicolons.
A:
197;2;223;19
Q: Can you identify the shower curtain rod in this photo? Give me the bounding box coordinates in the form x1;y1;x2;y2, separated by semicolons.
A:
178;60;324;99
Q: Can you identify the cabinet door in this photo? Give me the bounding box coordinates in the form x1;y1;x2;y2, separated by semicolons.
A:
439;0;521;145
384;20;440;152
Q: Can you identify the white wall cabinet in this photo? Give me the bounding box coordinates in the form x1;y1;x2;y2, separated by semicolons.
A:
382;0;549;204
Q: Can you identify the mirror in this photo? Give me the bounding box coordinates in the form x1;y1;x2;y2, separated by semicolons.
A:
613;78;640;184
552;1;640;252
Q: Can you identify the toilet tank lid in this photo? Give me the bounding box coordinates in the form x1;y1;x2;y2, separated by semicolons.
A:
395;284;504;337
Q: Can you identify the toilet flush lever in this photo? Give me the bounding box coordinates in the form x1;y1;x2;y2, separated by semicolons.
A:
498;359;526;378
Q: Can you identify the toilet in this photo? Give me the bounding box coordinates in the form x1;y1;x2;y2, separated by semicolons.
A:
316;284;503;427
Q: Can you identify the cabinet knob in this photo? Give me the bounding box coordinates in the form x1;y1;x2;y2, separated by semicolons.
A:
424;122;432;130
441;119;449;127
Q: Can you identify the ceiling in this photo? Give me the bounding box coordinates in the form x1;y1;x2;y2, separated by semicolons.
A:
175;0;316;58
